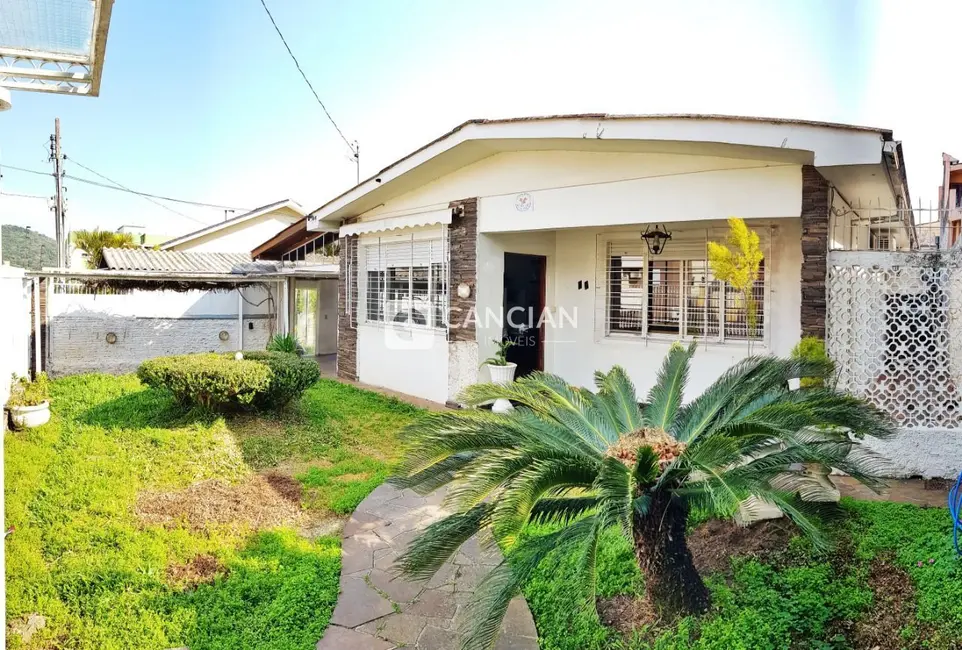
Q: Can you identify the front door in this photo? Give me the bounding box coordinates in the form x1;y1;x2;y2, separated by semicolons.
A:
502;253;546;377
293;282;319;356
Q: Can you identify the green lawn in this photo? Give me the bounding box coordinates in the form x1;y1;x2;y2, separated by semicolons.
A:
5;373;420;650
517;500;961;650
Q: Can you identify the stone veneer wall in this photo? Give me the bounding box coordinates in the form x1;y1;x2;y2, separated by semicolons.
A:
337;234;359;380
800;165;830;339
447;198;479;404
448;198;478;342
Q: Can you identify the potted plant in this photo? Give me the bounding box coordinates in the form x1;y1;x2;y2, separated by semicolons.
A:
480;339;516;413
6;373;51;430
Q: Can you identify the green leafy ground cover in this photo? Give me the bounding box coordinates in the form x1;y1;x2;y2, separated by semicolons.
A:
518;500;960;650
5;373;419;649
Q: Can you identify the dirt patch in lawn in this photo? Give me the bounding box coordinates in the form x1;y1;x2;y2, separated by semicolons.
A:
262;472;303;503
166;553;227;589
688;518;797;575
598;594;665;638
135;475;302;531
847;557;931;650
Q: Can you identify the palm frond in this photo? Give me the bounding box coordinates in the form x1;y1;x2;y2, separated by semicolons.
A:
390;451;479;493
594;366;644;432
459;517;599;650
492;459;598;547
395;503;492;581
645;341;696;431
529;496;600;526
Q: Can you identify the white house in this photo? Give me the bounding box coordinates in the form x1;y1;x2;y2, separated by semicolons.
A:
308;114;910;406
161;199;306;253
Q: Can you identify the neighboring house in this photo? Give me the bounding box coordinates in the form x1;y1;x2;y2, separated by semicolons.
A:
939;153;962;247
308;114;910;405
160;199;305;253
34;247;335;376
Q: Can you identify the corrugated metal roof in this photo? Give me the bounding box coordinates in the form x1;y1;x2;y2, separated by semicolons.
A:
102;248;281;274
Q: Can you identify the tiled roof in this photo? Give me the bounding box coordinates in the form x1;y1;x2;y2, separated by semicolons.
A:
102;248;281;274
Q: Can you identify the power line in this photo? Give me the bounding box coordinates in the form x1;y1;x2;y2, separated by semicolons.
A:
0;163;51;178
64;157;203;225
64;157;249;211
0;190;48;200
257;0;357;158
1;161;249;213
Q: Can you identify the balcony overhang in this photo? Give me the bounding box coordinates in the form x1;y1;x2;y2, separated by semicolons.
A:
0;0;114;97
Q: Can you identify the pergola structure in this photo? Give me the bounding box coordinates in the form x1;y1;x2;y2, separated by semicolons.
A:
0;0;114;103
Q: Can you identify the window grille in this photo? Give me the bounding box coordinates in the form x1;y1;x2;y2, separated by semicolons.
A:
599;230;769;343
360;231;448;330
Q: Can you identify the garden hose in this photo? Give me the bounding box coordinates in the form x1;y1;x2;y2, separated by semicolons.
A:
951;471;962;556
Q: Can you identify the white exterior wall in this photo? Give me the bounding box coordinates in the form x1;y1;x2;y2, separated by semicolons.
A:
353;226;450;403
169;208;301;253
350;149;805;405
0;266;31;409
356;326;449;403
47;286;276;376
361;151;803;229
476;220;802;400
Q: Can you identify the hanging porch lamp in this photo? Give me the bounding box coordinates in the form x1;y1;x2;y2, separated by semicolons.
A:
641;224;672;255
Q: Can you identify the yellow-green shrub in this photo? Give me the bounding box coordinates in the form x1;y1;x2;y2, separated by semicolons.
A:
138;351;320;411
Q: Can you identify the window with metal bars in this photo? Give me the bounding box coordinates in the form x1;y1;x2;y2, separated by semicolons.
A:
361;234;447;330
604;240;765;342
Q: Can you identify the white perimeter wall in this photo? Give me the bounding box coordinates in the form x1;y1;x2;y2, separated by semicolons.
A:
0;266;31;408
47;285;278;376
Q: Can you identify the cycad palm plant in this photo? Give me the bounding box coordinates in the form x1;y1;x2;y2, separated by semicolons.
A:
392;343;895;649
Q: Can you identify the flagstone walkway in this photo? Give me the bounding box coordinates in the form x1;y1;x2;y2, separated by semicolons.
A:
317;483;539;650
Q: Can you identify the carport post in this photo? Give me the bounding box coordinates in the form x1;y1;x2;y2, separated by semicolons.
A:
237;288;243;351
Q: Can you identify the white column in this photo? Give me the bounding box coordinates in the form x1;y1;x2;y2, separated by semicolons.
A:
237;288;244;351
33;278;41;375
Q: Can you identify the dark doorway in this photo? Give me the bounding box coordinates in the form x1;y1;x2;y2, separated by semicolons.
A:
502;253;546;377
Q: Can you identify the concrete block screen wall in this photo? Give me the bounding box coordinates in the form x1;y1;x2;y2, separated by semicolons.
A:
46;285;275;376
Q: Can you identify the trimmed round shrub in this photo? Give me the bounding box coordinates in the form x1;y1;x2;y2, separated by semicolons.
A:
238;351;320;409
138;351;319;411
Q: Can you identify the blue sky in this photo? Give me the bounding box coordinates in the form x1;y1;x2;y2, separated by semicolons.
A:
1;0;958;238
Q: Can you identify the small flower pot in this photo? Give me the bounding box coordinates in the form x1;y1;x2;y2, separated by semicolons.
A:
487;363;517;414
9;401;50;430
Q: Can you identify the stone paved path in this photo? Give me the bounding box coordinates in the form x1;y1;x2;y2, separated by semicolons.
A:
317;483;539;650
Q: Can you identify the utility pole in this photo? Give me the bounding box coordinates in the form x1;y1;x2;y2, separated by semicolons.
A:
49;118;66;267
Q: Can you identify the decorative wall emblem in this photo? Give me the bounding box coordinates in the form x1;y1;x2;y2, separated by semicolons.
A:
515;193;533;212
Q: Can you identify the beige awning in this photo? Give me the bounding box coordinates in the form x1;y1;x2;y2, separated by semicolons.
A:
339;209;452;237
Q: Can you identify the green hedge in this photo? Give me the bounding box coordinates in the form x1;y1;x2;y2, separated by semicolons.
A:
138;351;319;411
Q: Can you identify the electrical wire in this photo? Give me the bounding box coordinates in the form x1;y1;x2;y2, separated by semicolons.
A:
257;0;356;156
1;161;249;214
951;471;961;556
0;190;48;200
312;162;798;222
0;163;51;178
64;157;249;211
63;157;204;224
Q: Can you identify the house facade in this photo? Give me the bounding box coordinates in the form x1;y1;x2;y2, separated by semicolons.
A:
309;115;909;406
161;199;305;253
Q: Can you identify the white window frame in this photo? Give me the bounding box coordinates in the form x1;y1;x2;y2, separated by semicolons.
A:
598;230;770;347
359;229;448;332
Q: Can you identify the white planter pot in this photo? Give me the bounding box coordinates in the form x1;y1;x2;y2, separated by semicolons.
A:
9;401;50;430
487;363;517;414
